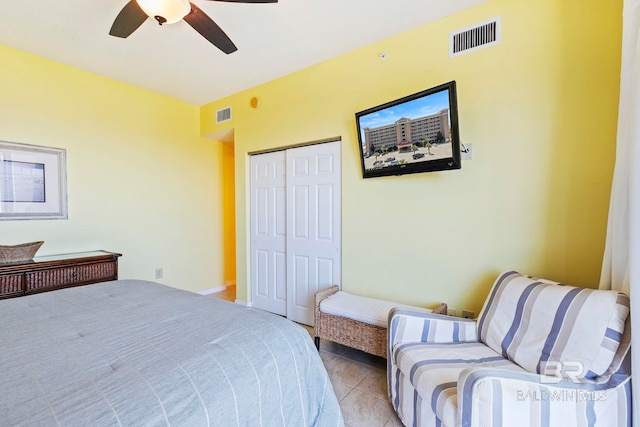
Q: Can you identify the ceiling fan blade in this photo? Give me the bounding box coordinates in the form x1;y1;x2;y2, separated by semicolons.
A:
184;3;238;54
206;0;277;3
109;0;149;38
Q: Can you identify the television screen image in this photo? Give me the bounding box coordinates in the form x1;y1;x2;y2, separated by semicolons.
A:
355;81;461;179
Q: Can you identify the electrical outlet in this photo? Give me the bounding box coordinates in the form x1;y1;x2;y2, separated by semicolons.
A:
462;310;474;319
155;268;163;279
447;307;457;316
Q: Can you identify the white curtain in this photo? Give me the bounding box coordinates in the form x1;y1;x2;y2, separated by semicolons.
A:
599;0;640;424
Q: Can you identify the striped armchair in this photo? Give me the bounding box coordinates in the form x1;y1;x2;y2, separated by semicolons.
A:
387;271;632;427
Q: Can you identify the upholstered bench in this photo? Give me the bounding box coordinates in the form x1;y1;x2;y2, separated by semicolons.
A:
313;285;447;358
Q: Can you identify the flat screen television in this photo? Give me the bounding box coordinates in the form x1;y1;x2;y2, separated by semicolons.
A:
355;81;461;179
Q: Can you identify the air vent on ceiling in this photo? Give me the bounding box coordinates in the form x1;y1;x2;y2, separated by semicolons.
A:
450;17;501;57
216;106;232;124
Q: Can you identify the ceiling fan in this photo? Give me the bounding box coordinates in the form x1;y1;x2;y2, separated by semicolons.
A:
109;0;277;54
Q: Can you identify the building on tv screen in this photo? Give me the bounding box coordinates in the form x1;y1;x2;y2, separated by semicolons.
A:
362;108;450;156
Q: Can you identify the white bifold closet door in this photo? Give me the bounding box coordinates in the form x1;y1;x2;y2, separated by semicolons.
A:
250;141;341;326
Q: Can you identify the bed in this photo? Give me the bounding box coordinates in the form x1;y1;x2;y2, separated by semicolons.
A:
0;279;343;426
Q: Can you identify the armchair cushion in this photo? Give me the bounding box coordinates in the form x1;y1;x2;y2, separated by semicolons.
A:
391;342;526;427
476;271;629;379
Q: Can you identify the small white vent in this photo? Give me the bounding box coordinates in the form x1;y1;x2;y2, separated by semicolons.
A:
450;17;501;57
216;106;232;124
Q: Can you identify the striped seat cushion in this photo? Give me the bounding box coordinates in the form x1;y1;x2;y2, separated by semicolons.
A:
477;271;630;379
392;342;526;426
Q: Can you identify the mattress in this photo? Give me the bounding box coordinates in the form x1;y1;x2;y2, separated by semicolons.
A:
0;279;343;426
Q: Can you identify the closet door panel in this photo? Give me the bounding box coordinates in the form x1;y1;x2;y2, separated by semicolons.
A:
249;141;341;325
286;141;341;325
250;151;287;316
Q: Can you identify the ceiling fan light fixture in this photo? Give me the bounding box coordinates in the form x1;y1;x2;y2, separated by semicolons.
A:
135;0;190;25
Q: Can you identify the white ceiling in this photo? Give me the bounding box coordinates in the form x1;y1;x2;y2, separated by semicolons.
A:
0;0;488;106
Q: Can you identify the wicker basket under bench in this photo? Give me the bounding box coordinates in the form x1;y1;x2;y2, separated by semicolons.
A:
314;285;447;359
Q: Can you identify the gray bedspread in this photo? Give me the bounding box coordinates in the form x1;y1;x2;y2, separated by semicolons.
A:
0;280;343;426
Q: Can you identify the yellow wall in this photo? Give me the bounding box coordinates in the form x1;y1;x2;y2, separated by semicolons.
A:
201;0;623;314
0;45;226;292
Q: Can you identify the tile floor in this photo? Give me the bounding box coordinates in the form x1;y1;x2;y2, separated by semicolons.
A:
211;285;404;427
308;330;404;427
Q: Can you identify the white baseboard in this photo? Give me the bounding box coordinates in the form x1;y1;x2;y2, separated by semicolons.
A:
197;280;235;295
195;285;226;295
234;299;252;307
